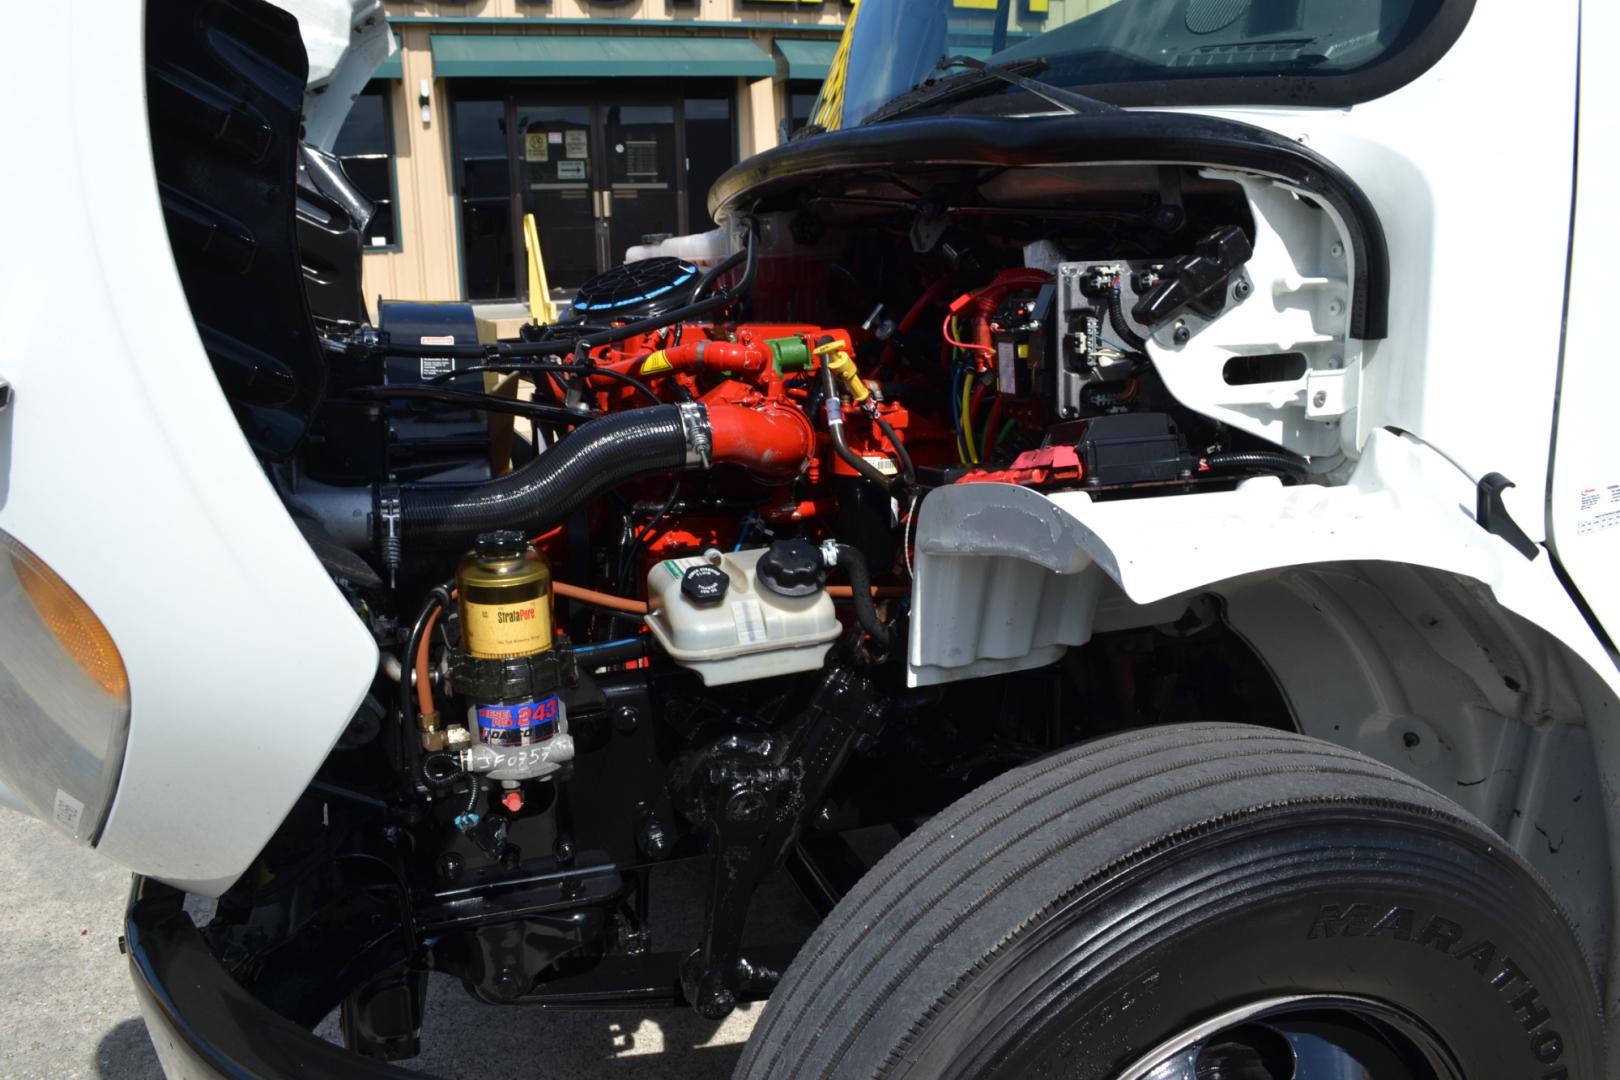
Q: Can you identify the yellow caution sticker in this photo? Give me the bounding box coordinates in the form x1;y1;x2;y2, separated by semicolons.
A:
640;353;674;375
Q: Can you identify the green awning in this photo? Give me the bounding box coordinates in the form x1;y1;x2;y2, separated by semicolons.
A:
429;34;775;79
773;39;839;81
374;34;403;79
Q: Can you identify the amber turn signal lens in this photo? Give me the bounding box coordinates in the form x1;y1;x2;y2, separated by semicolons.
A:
8;544;128;699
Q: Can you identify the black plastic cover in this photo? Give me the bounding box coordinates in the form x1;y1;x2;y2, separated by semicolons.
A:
572;258;700;322
145;0;328;458
379;302;490;482
126;877;430;1079
1131;226;1253;327
297;145;373;329
448;648;578;703
1059;412;1190;486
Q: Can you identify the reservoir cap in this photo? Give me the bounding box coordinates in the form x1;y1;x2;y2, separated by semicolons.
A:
757;539;826;597
681;564;730;604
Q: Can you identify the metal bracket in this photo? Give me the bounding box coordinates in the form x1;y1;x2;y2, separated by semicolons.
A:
675;666;883;1018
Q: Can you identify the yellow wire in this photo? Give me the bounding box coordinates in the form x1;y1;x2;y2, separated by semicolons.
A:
961;365;978;464
949;317;970;464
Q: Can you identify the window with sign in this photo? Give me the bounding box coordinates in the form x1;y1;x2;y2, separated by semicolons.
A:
333;84;399;249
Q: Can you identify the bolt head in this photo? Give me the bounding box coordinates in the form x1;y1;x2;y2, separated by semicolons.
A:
612;705;640;734
1172;323;1191;346
493;969;525;1001
1312;390;1328;408
726;789;769;824
1232;280;1252;300
437;852;464;882
637;817;671;860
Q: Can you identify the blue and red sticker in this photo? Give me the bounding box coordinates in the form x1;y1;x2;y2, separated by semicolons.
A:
477;695;559;746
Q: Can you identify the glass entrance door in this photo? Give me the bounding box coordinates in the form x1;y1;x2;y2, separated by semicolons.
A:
514;96;686;300
456;85;734;302
515;104;597;296
601;104;680;269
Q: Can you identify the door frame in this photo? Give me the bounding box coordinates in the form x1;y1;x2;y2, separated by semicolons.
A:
502;83;694;299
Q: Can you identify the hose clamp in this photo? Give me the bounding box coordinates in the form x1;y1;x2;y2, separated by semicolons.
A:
677;400;712;468
819;539;842;568
376;484;403;588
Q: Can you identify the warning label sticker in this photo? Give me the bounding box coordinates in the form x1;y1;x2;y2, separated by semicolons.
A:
53;789;84;838
1577;483;1620;536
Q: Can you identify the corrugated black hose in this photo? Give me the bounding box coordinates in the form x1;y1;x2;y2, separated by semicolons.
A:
1202;450;1311;484
390;404;692;551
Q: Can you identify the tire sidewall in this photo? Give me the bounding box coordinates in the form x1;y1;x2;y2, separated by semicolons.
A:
899;809;1598;1080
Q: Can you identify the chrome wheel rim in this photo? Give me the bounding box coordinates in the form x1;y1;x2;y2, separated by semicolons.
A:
1117;994;1464;1080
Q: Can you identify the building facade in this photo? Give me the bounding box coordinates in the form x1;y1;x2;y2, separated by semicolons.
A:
338;0;845;313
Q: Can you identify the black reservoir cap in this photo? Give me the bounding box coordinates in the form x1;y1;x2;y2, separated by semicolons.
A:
681;564;730;604
757;539;826;597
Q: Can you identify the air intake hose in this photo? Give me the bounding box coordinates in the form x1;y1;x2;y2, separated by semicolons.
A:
388;404;696;552
383;400;817;556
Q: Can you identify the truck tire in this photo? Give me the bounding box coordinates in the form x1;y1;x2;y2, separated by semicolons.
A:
735;723;1601;1079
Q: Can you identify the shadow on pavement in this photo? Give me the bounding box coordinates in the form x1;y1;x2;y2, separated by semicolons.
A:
96;1017;165;1080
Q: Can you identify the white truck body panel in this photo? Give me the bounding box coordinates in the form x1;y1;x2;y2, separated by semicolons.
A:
0;0;378;894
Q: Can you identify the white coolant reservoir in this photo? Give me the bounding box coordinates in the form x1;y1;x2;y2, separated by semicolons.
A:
644;546;840;686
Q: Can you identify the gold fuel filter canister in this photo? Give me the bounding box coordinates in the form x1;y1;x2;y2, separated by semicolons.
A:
456;531;552;660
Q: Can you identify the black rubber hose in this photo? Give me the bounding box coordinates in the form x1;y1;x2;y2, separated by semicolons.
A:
832;543;892;650
427;362;661;406
1203;450;1311;484
821;366;895;493
395;404;692;550
692;246;748;300
343;385;597;424
1106;284;1149;354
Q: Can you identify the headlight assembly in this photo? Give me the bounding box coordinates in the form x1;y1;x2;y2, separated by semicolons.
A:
0;529;130;843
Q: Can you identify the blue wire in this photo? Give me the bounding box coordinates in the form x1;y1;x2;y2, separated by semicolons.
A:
734;514;754;551
574;637;643;657
951;364;968;461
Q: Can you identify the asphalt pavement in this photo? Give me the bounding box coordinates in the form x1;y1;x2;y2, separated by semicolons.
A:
0;808;802;1080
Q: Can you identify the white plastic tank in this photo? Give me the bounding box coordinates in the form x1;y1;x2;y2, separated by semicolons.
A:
644;548;840;685
625;227;730;270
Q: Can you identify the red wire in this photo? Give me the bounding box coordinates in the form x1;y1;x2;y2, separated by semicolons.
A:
942;311;994;359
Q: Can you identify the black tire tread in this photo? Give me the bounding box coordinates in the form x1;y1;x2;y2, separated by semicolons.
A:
734;723;1592;1080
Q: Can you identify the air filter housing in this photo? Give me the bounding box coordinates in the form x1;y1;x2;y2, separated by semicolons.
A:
572;257;700;322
